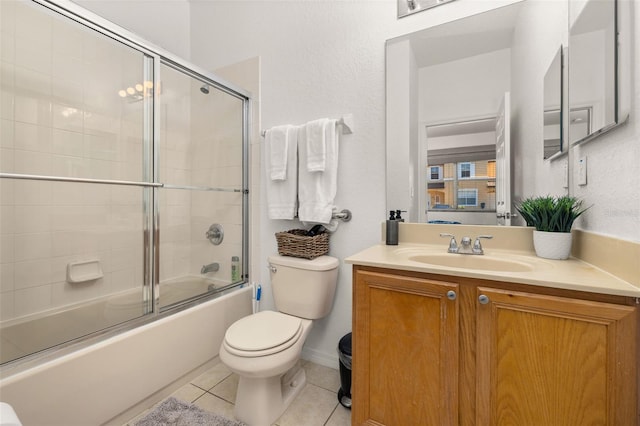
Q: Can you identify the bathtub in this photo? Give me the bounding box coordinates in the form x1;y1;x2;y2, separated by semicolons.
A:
0;276;236;365
0;284;252;425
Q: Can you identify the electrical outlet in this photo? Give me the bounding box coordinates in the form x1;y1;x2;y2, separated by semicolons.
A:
578;157;587;186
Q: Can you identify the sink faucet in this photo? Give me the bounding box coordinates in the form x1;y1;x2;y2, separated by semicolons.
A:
472;235;493;254
201;262;220;274
440;233;493;255
458;236;473;254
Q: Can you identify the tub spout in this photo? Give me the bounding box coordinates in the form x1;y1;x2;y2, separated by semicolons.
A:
201;262;220;274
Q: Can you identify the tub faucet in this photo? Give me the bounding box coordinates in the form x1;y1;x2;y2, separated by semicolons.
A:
201;262;220;274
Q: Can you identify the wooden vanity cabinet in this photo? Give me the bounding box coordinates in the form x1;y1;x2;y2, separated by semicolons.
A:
352;265;638;426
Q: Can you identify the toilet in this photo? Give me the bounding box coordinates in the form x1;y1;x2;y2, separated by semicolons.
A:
219;254;339;426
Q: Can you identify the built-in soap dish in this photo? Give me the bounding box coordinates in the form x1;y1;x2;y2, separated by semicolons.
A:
67;259;103;284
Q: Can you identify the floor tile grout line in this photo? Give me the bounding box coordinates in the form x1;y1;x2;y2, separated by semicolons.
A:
205;389;236;405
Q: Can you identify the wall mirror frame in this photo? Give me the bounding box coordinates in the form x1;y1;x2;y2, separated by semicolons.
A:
568;0;631;146
398;0;458;19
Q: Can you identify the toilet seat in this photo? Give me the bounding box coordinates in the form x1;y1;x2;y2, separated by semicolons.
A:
224;311;303;358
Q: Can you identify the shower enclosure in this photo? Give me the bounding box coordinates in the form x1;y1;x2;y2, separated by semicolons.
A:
0;0;249;366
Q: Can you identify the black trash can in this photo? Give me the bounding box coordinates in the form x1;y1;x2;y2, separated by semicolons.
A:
337;332;352;409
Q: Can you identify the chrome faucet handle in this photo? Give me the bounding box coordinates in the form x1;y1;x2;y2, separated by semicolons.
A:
439;233;458;253
472;235;493;254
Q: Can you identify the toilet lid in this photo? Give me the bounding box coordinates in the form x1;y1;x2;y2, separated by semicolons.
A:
224;311;302;355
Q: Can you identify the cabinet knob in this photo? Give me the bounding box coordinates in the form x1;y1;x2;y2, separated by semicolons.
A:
478;294;490;305
446;290;457;301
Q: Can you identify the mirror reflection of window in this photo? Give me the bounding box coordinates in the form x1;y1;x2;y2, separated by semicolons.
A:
424;119;496;219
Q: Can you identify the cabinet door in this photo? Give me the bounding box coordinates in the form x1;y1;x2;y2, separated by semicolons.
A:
353;269;459;426
476;287;637;426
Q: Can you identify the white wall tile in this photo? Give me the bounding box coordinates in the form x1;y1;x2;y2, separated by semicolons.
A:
15;2;52;44
52;102;83;132
52;17;84;58
0;118;14;149
14;94;51;126
50;154;87;178
13;232;52;262
14;179;52;205
14;121;51;153
13;204;50;233
14;259;52;289
0;91;14;121
0;179;15;206
14;42;52;79
0;291;15;322
13;149;52;175
52;128;84;157
0;262;15;293
0;206;15;236
14;284;52;317
0;147;14;172
52;77;83;106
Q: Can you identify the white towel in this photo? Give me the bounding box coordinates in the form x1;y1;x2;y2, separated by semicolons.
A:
305;118;331;172
298;119;339;224
265;126;299;220
266;125;291;181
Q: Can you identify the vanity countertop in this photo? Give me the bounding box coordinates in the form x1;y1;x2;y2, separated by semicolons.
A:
346;242;640;298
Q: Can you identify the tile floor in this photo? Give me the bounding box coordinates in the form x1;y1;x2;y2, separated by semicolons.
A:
124;360;351;426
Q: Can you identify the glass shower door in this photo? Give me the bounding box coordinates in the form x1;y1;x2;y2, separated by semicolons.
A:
0;0;153;364
157;63;245;310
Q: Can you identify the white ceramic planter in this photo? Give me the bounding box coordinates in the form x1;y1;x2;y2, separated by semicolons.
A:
533;230;572;260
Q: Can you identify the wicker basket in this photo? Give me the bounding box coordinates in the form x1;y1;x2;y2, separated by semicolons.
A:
275;229;330;259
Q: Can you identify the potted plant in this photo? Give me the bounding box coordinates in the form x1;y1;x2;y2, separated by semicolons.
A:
515;195;590;260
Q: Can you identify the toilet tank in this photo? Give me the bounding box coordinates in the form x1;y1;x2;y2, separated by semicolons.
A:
268;255;339;319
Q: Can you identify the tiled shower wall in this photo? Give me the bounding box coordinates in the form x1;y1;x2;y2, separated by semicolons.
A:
0;0;245;324
158;65;244;285
0;1;146;323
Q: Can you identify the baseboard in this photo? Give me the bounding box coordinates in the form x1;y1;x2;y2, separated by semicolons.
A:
301;346;339;370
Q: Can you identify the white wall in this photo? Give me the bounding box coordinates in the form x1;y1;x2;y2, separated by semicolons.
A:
510;0;569;202
569;0;640;239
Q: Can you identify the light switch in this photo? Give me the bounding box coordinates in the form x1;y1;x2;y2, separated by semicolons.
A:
578;157;587;186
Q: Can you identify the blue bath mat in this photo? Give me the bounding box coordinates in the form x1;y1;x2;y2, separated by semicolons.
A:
134;397;247;426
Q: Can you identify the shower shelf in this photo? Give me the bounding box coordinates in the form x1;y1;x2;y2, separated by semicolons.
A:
67;259;104;284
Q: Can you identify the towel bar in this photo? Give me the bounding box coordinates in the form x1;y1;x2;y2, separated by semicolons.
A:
293;209;352;222
261;114;354;137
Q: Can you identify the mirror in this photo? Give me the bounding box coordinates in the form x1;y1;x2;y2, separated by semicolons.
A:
387;1;570;225
543;48;563;159
398;0;457;19
568;0;626;144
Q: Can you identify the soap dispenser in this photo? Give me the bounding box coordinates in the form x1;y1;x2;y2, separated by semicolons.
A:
386;210;399;245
